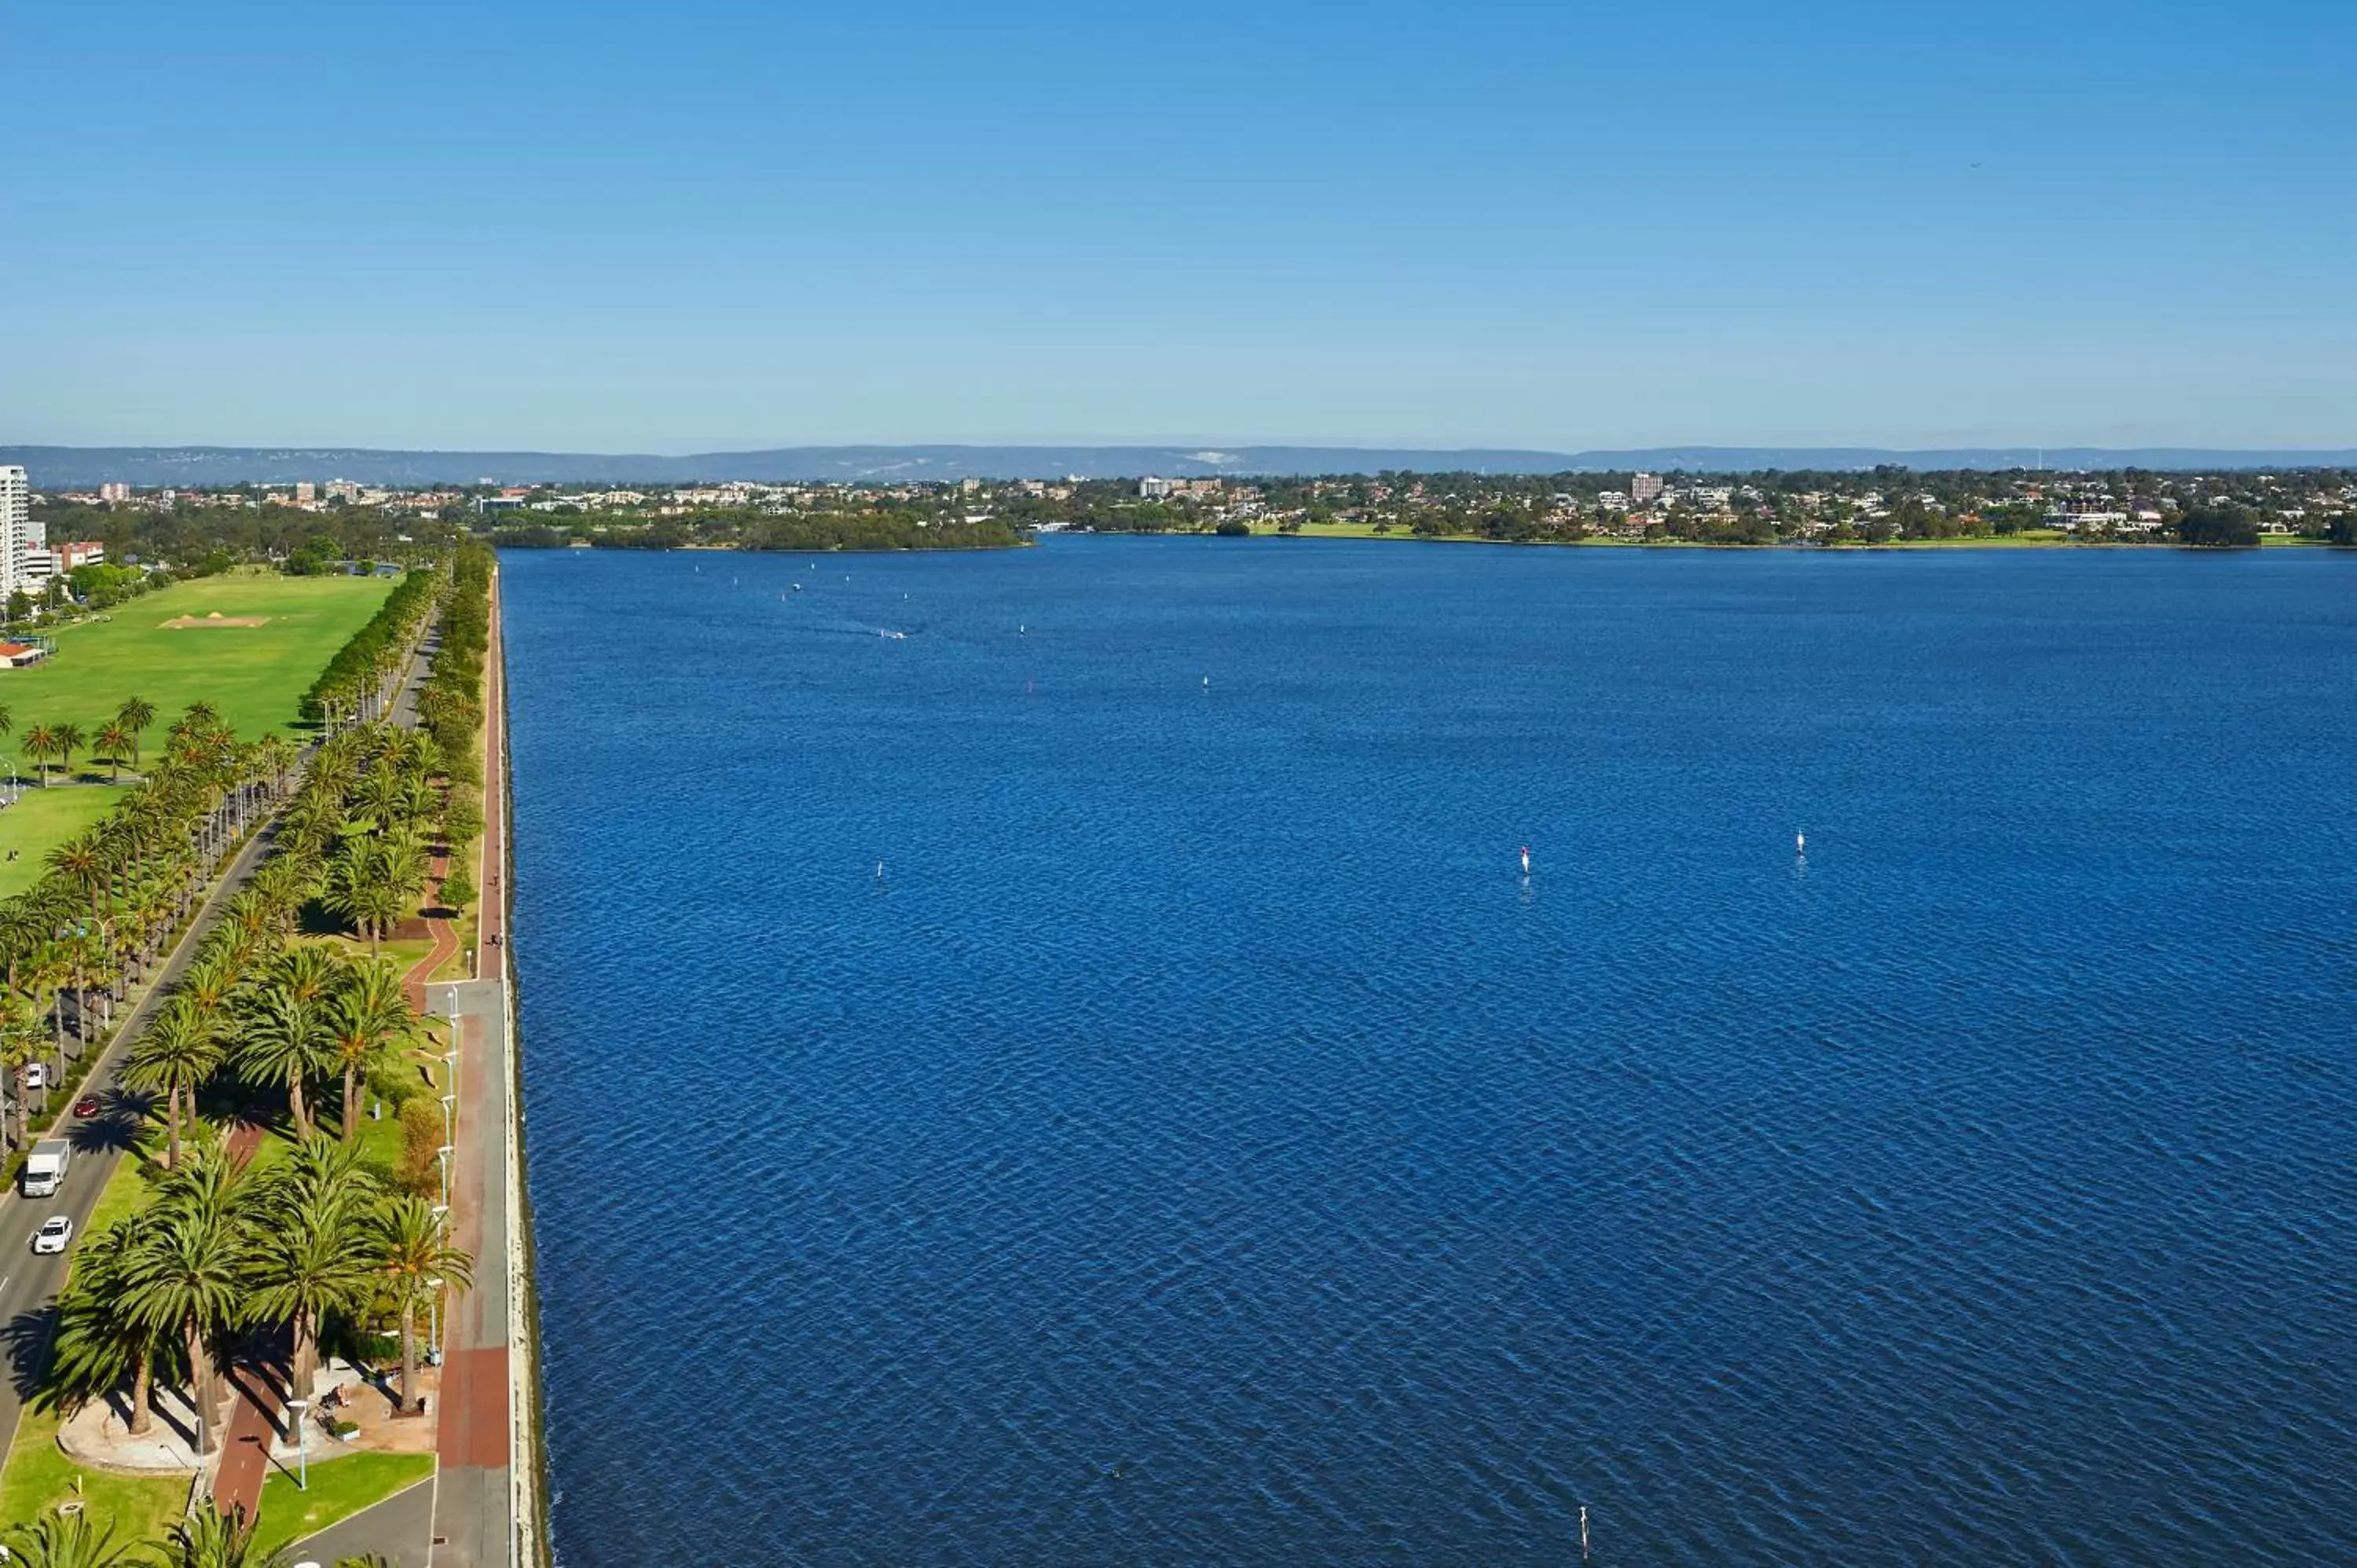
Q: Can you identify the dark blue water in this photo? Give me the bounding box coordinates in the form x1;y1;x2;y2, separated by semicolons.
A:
504;540;2357;1566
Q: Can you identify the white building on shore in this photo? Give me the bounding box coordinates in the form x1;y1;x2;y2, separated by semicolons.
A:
0;466;46;600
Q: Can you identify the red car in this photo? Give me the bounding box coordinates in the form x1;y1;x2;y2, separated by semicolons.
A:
72;1094;101;1119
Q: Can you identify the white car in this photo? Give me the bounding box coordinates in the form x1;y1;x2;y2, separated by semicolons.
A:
31;1217;71;1255
23;1064;46;1091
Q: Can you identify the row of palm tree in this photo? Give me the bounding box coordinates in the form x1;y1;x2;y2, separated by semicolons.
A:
4;1508;391;1568
301;564;443;731
1;706;296;1145
1;695;158;786
125;943;420;1163
51;1135;470;1453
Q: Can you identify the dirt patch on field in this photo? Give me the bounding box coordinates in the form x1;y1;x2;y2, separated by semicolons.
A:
159;612;271;628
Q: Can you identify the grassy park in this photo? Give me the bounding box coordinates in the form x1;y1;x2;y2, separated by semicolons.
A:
0;570;393;878
0;789;117;898
2;571;394;752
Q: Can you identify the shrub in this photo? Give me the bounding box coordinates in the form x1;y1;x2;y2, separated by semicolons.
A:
395;1095;443;1196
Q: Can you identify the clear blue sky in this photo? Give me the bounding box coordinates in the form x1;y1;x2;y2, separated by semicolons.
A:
7;1;2353;452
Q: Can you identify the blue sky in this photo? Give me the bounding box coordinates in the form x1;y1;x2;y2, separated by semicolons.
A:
6;1;2354;451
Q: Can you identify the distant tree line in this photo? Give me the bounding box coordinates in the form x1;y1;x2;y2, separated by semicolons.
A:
490;507;1023;552
32;499;463;576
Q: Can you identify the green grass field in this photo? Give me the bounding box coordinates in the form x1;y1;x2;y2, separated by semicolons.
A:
2;571;394;757
0;788;119;897
0;570;393;883
0;1405;189;1548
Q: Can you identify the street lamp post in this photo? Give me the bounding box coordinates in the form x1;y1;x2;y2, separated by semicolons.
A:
284;1398;310;1490
428;1275;444;1366
437;1145;453;1209
439;1094;456;1146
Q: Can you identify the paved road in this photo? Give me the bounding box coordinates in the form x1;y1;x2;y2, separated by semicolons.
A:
0;808;291;1456
285;1475;436;1567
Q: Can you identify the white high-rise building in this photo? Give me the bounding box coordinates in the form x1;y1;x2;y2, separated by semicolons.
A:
0;467;42;600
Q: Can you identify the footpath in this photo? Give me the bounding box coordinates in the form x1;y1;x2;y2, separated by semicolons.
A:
206;1122;276;1520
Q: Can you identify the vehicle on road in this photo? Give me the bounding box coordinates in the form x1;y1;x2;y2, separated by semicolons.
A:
21;1139;70;1197
31;1216;72;1255
72;1094;101;1119
24;1063;46;1091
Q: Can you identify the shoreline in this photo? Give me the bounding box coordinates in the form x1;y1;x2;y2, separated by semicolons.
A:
1063;528;2337;552
489;566;550;1568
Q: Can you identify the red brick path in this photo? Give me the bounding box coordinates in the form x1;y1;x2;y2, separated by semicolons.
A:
211;1121;276;1522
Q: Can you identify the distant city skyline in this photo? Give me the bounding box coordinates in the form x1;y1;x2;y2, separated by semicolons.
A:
8;2;2355;451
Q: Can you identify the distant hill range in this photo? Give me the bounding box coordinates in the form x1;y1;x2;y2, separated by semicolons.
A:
7;443;2355;488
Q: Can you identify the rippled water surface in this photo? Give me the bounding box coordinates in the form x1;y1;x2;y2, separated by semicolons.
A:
504;540;2357;1566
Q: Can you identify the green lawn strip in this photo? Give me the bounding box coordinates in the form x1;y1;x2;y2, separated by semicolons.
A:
0;788;123;898
254;1453;434;1559
0;1404;188;1542
82;1129;170;1239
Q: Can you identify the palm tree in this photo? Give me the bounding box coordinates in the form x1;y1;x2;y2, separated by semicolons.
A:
248;1138;382;1398
51;721;85;783
220;888;284;951
21;724;59;786
177;951;243;1028
30;940;72;1084
48;1211;174;1437
0;1002;42;1149
116;695;155;768
96;720;134;782
157;1507;291;1568
352;769;406;830
323;961;416;1141
235;987;330;1138
46;834;106;923
0;1511;146;1568
376;1194;472;1413
273;942;346;1005
324;847;407;958
255;733;295;797
124;997;220;1169
397;775;440;830
121;1185;244;1458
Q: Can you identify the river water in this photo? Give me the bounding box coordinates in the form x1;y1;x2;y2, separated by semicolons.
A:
502;538;2357;1565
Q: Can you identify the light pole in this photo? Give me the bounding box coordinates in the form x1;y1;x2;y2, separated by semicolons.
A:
437;1145;453;1209
284;1398;310;1490
439;1094;456;1146
428;1274;444;1366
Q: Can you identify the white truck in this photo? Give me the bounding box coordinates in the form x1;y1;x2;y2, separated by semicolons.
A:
21;1140;69;1198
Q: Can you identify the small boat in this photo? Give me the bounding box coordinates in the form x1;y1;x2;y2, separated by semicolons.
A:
792;584;802;592
1519;844;1530;877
